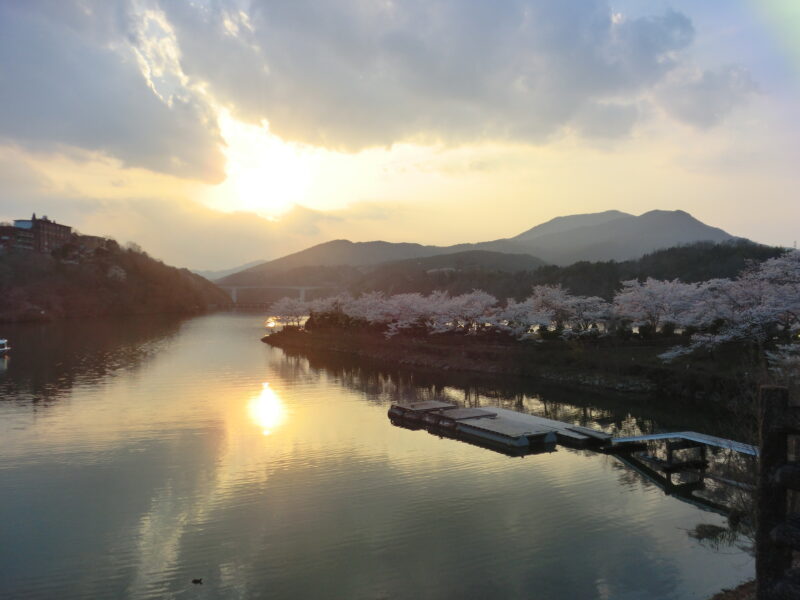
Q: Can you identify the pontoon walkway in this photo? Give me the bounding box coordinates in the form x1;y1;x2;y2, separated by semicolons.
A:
611;431;758;456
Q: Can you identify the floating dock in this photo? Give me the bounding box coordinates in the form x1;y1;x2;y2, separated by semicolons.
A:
387;401;758;515
388;402;752;459
455;415;556;448
388;400;457;424
486;407;612;447
388;401;610;451
423;407;496;428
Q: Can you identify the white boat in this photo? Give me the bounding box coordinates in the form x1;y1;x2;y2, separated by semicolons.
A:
0;338;10;355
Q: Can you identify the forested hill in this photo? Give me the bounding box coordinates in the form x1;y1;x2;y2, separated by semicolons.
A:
349;240;786;300
0;240;230;322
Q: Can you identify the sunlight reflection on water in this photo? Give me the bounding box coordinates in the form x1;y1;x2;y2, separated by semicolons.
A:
0;314;754;600
248;382;287;436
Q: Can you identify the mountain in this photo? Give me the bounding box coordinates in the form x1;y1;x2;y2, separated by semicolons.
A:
219;209;738;285
193;260;267;282
219;250;547;300
347;250;548;296
219;240;458;285
512;209;632;242
352;240;785;300
512;210;735;265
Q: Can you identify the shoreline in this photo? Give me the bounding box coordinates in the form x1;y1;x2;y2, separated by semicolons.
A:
0;304;231;324
263;328;752;410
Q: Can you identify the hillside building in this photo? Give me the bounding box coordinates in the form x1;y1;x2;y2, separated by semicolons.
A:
12;214;72;253
0;222;35;253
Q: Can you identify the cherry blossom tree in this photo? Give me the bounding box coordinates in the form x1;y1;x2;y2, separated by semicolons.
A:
268;296;308;327
382;293;434;336
308;293;353;315
564;295;610;334
660;250;800;361
495;298;553;338
444;290;498;334
279;251;800;368
613;278;698;332
527;285;573;330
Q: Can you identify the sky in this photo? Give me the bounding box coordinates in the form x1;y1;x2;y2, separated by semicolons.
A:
1;0;799;270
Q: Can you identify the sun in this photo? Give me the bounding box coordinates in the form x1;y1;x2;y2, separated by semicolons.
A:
212;111;317;216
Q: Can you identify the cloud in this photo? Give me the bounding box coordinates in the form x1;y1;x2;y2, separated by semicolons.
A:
657;65;758;128
0;0;757;181
76;199;338;269
572;102;640;138
65;196;442;270
0;2;225;182
0;151;52;203
160;0;700;150
3;188;395;270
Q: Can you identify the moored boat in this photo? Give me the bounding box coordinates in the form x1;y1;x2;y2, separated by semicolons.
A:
0;338;10;356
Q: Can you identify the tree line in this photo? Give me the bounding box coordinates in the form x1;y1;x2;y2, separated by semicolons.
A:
268;250;800;368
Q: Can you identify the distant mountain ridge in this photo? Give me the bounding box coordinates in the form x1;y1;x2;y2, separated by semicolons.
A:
193;259;267;281
219;240;456;285
218;209;738;285
514;209;734;265
512;209;632;241
348;240;784;300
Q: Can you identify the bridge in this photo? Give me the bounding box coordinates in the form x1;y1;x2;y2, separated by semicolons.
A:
218;285;338;305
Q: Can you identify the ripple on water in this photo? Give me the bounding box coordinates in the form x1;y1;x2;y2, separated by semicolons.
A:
0;314;752;600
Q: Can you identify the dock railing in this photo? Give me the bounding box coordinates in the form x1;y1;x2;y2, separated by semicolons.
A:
756;385;800;599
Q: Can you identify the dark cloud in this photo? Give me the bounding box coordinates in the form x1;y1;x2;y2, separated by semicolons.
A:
0;2;225;182
657;65;758;128
160;0;697;149
0;0;755;180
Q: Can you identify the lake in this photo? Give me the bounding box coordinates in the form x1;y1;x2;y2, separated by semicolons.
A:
0;312;752;599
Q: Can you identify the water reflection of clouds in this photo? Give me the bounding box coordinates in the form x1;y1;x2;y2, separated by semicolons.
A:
125;380;293;596
1;315;753;599
268;351;655;441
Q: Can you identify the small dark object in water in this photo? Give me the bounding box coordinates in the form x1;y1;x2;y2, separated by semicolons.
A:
192;578;203;585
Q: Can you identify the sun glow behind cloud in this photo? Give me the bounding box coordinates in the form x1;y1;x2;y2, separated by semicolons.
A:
206;111;319;217
1;0;798;267
201;110;476;221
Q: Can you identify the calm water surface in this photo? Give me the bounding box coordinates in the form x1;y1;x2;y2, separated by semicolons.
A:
0;313;752;599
